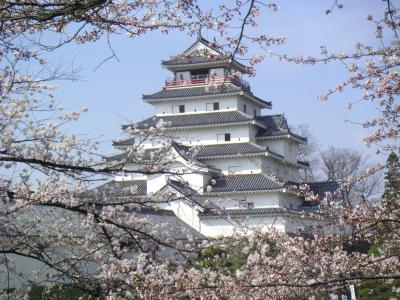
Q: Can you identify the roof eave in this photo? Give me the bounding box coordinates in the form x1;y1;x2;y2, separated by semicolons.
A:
161;59;249;74
204;187;293;196
198;152;266;160
241;92;272;109
256;133;307;143
199;209;302;218
142;91;243;103
130;120;255;132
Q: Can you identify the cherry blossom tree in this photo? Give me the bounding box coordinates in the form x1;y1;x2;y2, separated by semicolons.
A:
0;0;399;299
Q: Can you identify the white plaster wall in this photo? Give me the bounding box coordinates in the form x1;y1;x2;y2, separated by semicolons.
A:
264;140;286;157
154;97;238;115
170;126;252;145
260;156;300;181
284;217;323;233
199;216;287;237
261;139;299;164
207;192;281;209
286;140;299;163
165;199;201;232
153;95;265;116
238;97;262;117
147;174;168;194
202;157;262;175
248;125;259;142
134;125;258;148
179;172;212;194
199;215;326;237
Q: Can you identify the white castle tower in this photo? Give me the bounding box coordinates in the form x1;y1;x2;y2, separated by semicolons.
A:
102;37;336;237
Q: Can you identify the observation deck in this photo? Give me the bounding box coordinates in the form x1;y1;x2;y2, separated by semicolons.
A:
164;75;251;93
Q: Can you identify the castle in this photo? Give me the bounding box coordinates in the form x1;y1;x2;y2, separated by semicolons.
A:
99;37;336;237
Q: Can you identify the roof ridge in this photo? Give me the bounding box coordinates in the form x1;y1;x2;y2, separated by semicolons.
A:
257;113;284;118
142;83;242;99
181;37;224;56
260;172;287;186
247;141;268;150
235;109;254;120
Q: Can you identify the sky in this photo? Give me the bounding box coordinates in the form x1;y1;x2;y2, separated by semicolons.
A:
47;1;386;161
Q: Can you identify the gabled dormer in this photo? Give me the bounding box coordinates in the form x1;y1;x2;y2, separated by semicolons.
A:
161;36;250;91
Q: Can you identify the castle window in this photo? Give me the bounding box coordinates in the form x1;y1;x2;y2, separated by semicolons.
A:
253;109;257;116
206;102;219;111
172;105;185;114
217;133;231;142
243;104;247;113
191;69;209;80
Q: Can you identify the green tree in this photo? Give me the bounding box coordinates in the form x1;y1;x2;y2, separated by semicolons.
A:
383;152;400;203
357;152;400;299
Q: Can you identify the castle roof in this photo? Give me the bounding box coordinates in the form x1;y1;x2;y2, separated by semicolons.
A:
199;207;295;217
166;179;215;210
256;115;307;142
204;173;294;195
107;142;284;164
304;181;339;198
81;180;147;200
122;112;306;143
204;174;337;197
112;137;135;148
161;36;249;74
194;142;283;159
123;111;262;131
142;83;270;107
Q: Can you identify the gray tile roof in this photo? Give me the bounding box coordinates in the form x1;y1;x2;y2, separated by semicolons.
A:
162;54;232;66
105;142;211;169
205;174;336;196
81;180;147;199
103;204;205;239
306;181;339;198
121;113;305;142
168;179;215;209
124;111;255;130
205;173;289;194
195;142;283;159
161;36;248;72
106;140;284;163
256;115;307;142
182;36;224;56
127;207;206;239
142;84;270;107
104;148;169;163
199;207;291;217
143;83;239;100
112;137;135;147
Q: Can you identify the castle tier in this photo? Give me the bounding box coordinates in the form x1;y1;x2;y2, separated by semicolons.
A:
100;37;336;237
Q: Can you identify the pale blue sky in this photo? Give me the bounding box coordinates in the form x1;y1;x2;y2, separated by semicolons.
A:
49;1;385;160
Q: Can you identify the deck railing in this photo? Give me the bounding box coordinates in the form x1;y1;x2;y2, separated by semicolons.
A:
164;75;251;92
